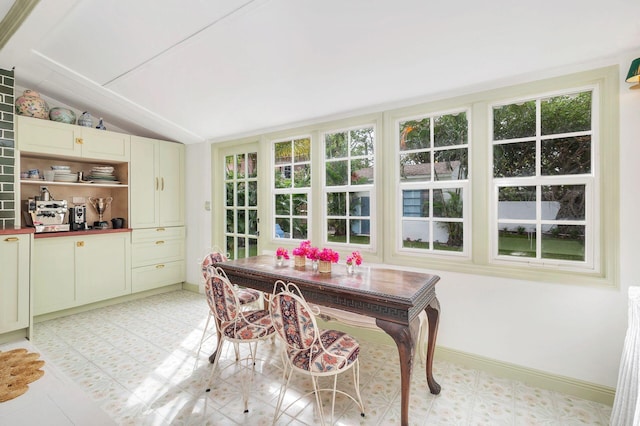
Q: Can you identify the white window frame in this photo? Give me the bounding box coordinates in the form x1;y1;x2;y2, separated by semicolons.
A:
253;66;617;286
271;135;312;242
395;108;471;259
489;86;599;273
320;123;376;249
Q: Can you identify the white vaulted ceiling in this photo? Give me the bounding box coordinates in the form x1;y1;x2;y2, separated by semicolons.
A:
0;0;639;144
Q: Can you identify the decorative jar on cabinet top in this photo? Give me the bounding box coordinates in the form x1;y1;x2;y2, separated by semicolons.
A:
15;89;49;119
49;107;76;124
78;111;93;127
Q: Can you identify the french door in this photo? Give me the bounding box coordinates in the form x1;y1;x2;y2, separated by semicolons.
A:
221;144;259;259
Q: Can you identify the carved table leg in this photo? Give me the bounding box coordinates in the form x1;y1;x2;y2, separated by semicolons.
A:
425;297;441;394
376;317;419;426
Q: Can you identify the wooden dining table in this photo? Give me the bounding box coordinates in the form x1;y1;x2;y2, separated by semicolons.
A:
214;255;441;426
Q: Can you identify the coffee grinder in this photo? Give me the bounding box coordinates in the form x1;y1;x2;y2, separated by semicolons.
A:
69;204;87;230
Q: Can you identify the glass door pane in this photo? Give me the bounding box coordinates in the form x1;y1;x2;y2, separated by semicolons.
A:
223;146;259;259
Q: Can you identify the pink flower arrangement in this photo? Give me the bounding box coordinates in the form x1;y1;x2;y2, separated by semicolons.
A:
317;248;340;263
276;247;289;259
292;240;312;257
346;251;362;266
306;246;320;261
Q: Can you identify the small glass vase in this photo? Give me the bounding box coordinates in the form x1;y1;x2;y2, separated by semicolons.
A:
312;259;319;271
276;256;284;267
346;263;354;274
318;260;332;274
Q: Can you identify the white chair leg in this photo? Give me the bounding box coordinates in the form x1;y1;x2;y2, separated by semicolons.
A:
240;352;252;413
311;375;326;426
205;338;225;392
244;341;258;412
272;364;294;426
196;313;212;358
331;374;338;424
353;359;365;416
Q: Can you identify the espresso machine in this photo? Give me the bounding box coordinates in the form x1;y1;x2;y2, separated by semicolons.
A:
24;198;70;233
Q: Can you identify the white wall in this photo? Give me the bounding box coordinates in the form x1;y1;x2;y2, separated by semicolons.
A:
184;51;640;389
434;54;640;388
184;142;212;289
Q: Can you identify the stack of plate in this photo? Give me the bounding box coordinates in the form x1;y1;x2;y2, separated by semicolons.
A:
87;166;119;184
51;165;77;182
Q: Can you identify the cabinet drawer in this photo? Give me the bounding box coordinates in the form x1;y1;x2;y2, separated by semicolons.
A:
132;227;184;243
132;238;184;267
132;261;185;293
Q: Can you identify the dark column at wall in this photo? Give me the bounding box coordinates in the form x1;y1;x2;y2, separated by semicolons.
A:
0;68;15;228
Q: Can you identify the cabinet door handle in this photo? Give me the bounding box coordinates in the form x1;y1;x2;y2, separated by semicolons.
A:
156;264;165;269
4;237;19;242
155;240;165;245
155;177;159;190
161;177;164;191
76;137;84;145
156;227;165;232
77;241;85;247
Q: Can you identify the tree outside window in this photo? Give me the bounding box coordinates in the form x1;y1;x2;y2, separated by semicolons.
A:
398;111;469;254
273;137;311;240
493;91;592;264
324;126;374;245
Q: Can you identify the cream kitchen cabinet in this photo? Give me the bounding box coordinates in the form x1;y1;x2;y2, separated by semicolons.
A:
131;227;185;293
130;136;184;228
33;232;131;315
17;116;130;162
0;234;30;335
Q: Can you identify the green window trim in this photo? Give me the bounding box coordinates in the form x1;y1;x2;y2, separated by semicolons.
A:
216;65;618;288
383;65;619;287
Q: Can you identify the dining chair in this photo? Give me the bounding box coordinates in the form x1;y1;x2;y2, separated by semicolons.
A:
269;280;365;425
201;251;262;307
203;266;275;413
197;251;263;359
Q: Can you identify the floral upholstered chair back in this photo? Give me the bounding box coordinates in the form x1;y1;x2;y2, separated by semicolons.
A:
269;281;317;352
201;251;228;281
204;267;239;323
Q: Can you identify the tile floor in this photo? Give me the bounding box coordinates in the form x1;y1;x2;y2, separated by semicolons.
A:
19;290;612;425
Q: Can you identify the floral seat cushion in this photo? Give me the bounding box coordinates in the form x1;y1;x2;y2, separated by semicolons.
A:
236;289;261;304
287;329;360;373
220;310;274;340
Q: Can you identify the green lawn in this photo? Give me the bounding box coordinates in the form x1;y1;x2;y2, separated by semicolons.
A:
402;233;583;260
327;235;371;244
402;240;463;252
498;233;584;261
235;233;582;261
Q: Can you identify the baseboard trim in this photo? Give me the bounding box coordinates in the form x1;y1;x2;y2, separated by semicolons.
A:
181;282;200;293
33;284;183;323
315;318;614;406
0;329;28;345
435;346;615;406
79;285;613;406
